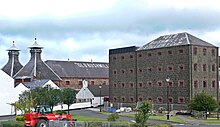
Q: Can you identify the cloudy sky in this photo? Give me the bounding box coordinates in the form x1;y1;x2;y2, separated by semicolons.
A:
0;0;220;68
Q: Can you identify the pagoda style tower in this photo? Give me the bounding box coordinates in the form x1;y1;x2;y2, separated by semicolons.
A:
2;41;23;77
14;38;61;84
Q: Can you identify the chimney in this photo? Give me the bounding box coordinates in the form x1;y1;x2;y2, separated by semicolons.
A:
2;41;23;77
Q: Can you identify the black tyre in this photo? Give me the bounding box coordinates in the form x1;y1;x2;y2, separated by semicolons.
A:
36;119;48;127
60;120;70;127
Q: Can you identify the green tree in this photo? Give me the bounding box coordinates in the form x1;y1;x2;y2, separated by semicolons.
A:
134;101;152;127
11;90;35;114
188;92;218;119
31;87;62;111
61;88;77;114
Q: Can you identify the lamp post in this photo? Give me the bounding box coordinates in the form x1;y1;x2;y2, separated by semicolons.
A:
166;77;170;120
99;84;102;112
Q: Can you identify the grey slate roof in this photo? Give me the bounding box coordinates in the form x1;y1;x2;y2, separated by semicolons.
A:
14;41;62;81
1;42;23;77
137;32;216;50
88;85;109;97
45;60;109;78
21;79;49;90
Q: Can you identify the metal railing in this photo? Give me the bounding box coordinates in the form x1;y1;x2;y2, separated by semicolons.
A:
49;121;132;127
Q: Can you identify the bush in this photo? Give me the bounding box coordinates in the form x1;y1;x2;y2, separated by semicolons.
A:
107;113;119;121
16;115;25;121
53;110;67;114
0;120;24;127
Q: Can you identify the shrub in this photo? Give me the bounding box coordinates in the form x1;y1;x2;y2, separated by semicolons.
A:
107;113;119;121
0;120;24;127
54;110;67;114
16;115;25;121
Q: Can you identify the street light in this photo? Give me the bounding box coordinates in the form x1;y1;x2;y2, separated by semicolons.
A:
166;77;170;120
99;84;102;112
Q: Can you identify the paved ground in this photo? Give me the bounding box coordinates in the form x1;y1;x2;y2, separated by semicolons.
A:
70;108;220;127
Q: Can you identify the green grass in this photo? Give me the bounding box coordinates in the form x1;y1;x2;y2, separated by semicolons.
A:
149;115;185;123
72;114;106;121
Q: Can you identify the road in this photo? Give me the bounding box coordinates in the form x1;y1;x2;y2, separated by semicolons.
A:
70;108;220;127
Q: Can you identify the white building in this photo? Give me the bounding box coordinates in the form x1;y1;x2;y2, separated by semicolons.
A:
0;70;20;116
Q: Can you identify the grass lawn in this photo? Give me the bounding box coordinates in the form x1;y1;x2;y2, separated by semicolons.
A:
72;114;106;121
149;115;185;123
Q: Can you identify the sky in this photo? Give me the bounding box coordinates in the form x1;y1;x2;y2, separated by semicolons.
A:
0;0;220;68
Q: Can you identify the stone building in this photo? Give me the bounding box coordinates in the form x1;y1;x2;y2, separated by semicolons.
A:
45;60;109;90
4;38;109;89
109;32;219;110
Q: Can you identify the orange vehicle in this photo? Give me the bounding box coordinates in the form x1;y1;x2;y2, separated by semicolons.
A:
25;105;74;127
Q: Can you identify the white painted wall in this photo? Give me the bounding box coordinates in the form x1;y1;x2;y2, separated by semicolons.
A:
0;70;21;116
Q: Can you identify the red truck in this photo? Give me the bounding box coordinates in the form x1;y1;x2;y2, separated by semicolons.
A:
25;105;74;127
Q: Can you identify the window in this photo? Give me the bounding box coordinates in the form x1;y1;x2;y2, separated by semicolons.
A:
113;83;117;88
138;54;142;57
121;70;125;74
130;97;134;102
168;50;172;55
157;81;163;87
167;65;173;71
139;82;143;88
139;97;143;102
178;97;185;103
148;53;152;57
194;80;198;88
121;97;126;102
130;55;133;58
121;83;125;88
179;49;183;54
130;69;134;73
121;56;124;59
203;64;207;71
113;97;117;102
148;67;152;72
158;66;162;72
79;81;83;86
194;63;197;71
130;82;134;88
212;49;215;56
113;57;116;60
139;69;143;73
212;64;216;71
147;97;152;102
179;64;184;71
168;81;173;87
212;80;216;88
193;47;197;55
203;80;207;88
158;52;162;56
113;70;117;74
157;97;163;103
91;81;94;85
179;80;184;87
168;97;173;103
147;81;153;87
66;81;70;85
203;48;207;55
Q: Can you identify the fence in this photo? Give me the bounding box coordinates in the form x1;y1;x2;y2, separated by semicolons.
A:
49;121;132;127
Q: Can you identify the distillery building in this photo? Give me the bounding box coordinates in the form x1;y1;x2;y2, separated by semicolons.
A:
109;32;219;110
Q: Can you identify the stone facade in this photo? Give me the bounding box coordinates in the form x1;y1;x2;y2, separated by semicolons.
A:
54;77;109;89
109;32;219;110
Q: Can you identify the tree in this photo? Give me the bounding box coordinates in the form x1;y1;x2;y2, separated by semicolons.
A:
61;88;77;114
134;101;152;127
11;90;35;114
188;92;218;119
31;87;62;111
